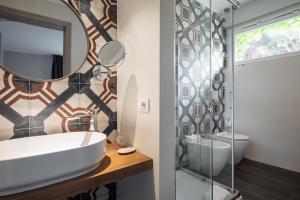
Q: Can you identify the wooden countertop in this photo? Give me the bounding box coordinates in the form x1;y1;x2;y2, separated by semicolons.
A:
0;144;153;200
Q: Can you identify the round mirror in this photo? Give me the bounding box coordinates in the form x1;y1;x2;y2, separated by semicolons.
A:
98;41;126;67
0;0;88;81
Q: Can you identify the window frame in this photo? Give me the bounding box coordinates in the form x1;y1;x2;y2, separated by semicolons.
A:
234;8;300;66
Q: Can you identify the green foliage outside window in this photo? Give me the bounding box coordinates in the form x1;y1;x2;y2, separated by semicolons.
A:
235;15;300;62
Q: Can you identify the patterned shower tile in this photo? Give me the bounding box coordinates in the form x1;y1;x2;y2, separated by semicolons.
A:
77;0;117;79
89;0;106;22
96;119;109;132
0;115;14;140
80;0;117;32
79;91;115;138
9;98;30;117
105;98;116;114
176;0;227;167
80;13;94;30
29;127;46;137
43;113;82;134
0;68;5;80
0;78;30;139
78;82;116;135
43;113;65;134
29;81;80;131
78;60;94;75
13;128;31;139
0;77;30;102
80;71;115;102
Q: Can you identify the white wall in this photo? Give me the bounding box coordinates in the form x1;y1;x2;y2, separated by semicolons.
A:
159;0;176;199
117;0;160;199
235;56;300;173
223;0;300;173
0;21;64;55
117;0;176;199
4;51;53;80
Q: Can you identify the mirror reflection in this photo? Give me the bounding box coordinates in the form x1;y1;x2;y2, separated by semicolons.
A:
0;0;88;80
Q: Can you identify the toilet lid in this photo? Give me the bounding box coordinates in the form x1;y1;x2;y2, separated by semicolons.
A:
216;131;249;141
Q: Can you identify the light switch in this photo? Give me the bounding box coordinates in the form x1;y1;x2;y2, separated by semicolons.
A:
138;98;150;113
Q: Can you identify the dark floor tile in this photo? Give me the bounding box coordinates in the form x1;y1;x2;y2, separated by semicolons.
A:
67;193;81;200
217;159;300;200
289;194;300;200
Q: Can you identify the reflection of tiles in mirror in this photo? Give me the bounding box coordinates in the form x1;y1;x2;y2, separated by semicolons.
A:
0;0;117;199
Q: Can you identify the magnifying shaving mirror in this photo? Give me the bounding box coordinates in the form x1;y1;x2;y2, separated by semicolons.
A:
93;41;126;80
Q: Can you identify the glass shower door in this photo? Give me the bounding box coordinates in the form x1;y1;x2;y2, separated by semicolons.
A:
211;5;236;196
176;0;213;199
176;0;239;200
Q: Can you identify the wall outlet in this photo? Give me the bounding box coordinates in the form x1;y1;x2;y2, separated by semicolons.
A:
138;98;150;113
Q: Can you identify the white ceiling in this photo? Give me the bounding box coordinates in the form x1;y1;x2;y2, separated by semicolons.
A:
0;20;63;55
211;0;255;13
46;0;64;5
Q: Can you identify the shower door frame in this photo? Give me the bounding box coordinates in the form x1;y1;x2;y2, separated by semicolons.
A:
175;0;240;199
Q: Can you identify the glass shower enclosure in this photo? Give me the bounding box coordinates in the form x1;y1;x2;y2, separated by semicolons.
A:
175;0;239;199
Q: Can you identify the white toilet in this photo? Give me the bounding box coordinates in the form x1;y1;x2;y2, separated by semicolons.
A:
186;134;231;176
213;131;249;165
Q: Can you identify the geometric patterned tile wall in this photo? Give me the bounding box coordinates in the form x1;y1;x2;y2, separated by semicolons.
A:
0;0;117;199
176;0;226;168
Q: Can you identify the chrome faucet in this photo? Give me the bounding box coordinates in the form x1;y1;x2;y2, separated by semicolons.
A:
88;109;97;132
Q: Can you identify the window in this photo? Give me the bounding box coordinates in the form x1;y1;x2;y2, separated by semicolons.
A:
235;14;300;63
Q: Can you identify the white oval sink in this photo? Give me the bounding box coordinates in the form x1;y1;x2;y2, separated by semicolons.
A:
0;132;107;196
